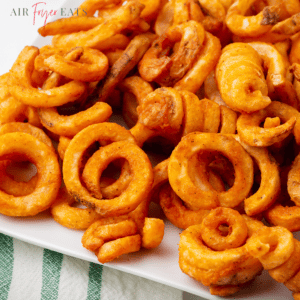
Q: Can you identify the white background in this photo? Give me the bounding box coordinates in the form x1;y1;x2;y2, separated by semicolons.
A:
0;1;72;74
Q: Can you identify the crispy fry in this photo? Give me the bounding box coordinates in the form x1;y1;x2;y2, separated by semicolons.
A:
216;43;271;113
168;132;254;209
52;1;145;49
0;132;61;216
8;46;87;108
226;0;281;37
237;101;300;147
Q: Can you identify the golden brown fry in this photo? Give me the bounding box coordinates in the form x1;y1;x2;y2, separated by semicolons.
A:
63;123;153;217
168;132;254;209
271;13;300;36
265;204;300;232
159;183;210;229
237;101;300;147
96;235;141;263
8;46;87;108
52;1;145;49
44;48;108;82
233;135;280;216
246;226;294;270
216;43;271;113
226;0;281;37
248;41;299;109
51;187;101;230
201;207;248;251
0;132;61;216
179;211;264;296
141;217;164;249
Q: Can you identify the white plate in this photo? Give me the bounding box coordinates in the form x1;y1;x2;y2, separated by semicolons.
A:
0;1;296;299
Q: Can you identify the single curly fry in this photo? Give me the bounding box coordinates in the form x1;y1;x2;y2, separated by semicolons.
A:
233;135;280;216
179;213;264;295
246;226;294;270
248;41;299;109
216;43;271;113
82;219;138;252
141;217;164;249
268;239;300;284
201;207;248;251
81;146;132;200
138;34;173;83
96;235;141;263
226;0;281;37
8;46;87;108
44;48;108;82
265;204;300;232
237;101;300;147
159;183;210;229
38;16;106;36
0;122;54;197
63;124;153;217
0;133;61;216
80;141;153;216
51;187;101;230
38;101;112;137
52;1;145;49
168;132;254;209
174;32;221;93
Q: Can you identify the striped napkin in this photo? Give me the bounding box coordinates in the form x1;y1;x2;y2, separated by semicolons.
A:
0;233;202;300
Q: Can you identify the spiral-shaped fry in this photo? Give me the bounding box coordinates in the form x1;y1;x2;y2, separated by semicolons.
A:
216;43;271;113
168;132;254;209
179;208;264;296
8;46;87;108
237;101;300;147
63;123;153;217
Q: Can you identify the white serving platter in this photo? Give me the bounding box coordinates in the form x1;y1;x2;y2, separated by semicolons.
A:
0;0;297;299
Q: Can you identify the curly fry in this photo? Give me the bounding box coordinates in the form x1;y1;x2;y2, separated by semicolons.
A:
216;43;271;113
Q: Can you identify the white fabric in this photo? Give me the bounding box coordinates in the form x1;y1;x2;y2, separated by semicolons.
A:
3;237;204;300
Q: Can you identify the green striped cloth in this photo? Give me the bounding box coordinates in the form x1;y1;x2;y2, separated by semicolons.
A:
0;233;195;300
